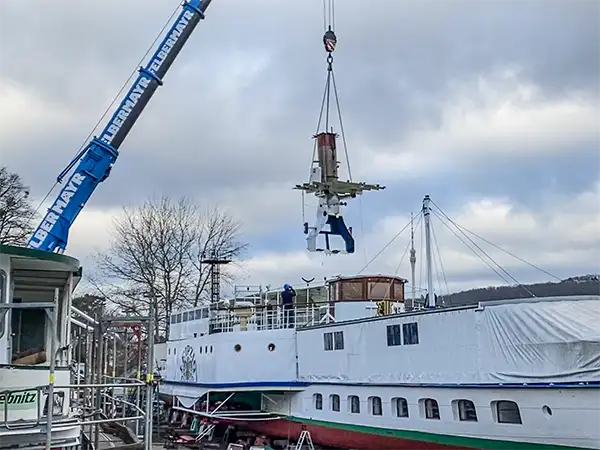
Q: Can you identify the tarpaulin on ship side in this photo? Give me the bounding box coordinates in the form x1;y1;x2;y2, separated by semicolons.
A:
479;296;600;383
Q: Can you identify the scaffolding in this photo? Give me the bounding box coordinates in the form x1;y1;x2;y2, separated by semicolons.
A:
69;309;157;450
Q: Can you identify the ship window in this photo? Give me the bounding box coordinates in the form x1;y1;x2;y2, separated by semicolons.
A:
202;308;209;319
175;314;182;323
494;401;522;424
330;394;340;412
369;396;383;416
11;298;47;363
403;322;419;345
368;281;390;299
348;395;360;414
424;398;440;420
182;311;189;322
392;397;409;418
387;324;402;346
199;346;203;354
171;315;177;324
457;399;478;422
195;309;202;320
314;393;323;410
323;332;333;351
342;281;364;300
333;331;344;350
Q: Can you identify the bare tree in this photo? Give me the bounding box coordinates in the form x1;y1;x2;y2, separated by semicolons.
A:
0;166;36;245
90;196;247;340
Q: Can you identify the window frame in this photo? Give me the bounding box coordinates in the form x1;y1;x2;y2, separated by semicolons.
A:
495;400;522;424
330;394;340;412
314;393;323;410
457;399;478;422
349;395;360;414
386;324;402;346
403;322;419;345
424;398;440;420
392;397;409;418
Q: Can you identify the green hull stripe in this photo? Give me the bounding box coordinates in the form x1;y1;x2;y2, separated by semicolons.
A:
289;416;589;450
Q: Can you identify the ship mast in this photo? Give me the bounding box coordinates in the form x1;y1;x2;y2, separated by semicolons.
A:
423;195;435;308
409;212;417;309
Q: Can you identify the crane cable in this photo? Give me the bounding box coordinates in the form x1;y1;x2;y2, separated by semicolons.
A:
308;0;352;183
304;0;356;227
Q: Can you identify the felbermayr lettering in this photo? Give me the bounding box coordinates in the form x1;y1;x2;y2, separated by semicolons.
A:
27;173;86;249
100;10;193;146
100;76;150;145
148;10;193;75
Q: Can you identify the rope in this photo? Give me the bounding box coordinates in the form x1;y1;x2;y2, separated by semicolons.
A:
32;3;182;216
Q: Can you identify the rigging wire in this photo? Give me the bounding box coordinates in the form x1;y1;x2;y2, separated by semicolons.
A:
330;69;353;181
357;216;414;275
31;3;182;217
430;209;511;285
431;208;537;298
450;217;561;281
311;0;352;181
430;201;539;297
430;221;450;298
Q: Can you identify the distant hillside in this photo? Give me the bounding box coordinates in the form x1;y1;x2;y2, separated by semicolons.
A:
440;274;600;307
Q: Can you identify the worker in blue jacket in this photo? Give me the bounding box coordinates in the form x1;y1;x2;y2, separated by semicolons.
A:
281;284;296;328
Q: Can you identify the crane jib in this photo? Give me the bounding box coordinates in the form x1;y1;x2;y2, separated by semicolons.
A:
27;173;87;249
101;10;196;147
26;0;210;253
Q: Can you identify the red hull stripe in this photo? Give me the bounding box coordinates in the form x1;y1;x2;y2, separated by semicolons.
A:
245;417;587;450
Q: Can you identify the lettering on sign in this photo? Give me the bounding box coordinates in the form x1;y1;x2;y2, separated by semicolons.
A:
27;173;86;249
100;10;194;146
0;391;38;411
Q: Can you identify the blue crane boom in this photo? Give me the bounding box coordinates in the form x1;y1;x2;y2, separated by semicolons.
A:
27;0;213;253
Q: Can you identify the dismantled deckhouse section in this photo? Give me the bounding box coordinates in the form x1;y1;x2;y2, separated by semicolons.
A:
295;2;384;255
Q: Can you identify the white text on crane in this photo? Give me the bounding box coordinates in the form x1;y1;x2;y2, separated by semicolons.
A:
27;173;87;249
100;10;195;146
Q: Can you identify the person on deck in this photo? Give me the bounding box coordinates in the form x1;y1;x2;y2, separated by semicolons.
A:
281;283;296;328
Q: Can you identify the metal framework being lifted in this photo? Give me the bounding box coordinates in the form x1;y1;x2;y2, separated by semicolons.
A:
295;0;384;255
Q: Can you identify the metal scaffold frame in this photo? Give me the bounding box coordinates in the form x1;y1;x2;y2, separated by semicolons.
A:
68;303;157;450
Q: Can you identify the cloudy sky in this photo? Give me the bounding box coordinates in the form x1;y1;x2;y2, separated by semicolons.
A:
1;0;598;297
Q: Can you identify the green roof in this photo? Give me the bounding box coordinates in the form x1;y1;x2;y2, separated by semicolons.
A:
0;244;80;270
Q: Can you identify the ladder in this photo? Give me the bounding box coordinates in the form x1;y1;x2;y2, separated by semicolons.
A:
294;429;315;450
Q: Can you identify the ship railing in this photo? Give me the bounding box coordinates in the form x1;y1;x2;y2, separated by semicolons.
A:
209;303;334;334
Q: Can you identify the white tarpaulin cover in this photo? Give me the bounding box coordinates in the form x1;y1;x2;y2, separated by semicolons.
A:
480;296;600;382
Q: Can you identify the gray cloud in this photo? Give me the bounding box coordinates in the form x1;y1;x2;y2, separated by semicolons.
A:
1;0;598;272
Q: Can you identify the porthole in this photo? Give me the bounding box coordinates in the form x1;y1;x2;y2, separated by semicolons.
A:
542;405;552;417
234;344;242;352
268;343;276;352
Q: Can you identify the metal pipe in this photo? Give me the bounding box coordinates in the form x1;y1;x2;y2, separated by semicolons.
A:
80;415;145;426
122;329;128;420
44;288;60;450
70;317;93;330
71;306;98;325
94;316;104;450
101;392;145;415
144;298;155;450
